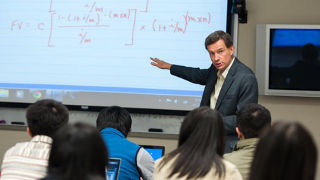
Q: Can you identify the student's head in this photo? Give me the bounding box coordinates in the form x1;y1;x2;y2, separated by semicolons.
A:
178;106;225;154
96;106;132;137
236;103;271;139
159;106;226;179
48;122;108;180
250;121;317;180
205;31;234;72
26;99;69;137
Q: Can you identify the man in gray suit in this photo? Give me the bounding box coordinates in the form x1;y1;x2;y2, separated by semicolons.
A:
150;30;258;153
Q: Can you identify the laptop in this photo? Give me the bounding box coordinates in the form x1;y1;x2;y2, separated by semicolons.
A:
106;158;121;180
140;145;165;161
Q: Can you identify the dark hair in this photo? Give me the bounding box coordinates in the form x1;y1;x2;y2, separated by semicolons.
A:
26;99;69;137
250;121;317;180
158;106;226;179
205;30;233;50
236;103;271;138
96;106;132;137
47;123;108;180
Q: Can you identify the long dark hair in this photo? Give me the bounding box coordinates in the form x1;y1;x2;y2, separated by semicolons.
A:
47;123;108;180
250;121;317;180
158;106;226;179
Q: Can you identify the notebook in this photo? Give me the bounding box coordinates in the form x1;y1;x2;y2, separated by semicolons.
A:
106;158;121;180
140;145;165;161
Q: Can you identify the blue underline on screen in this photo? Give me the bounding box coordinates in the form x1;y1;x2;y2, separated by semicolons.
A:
0;83;203;96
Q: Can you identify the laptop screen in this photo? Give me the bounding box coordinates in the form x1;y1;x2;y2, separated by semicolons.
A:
140;145;165;161
106;158;121;180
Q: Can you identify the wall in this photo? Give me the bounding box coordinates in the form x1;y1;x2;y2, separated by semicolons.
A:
1;0;320;178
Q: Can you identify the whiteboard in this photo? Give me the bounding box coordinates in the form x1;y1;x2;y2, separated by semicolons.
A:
0;0;230;111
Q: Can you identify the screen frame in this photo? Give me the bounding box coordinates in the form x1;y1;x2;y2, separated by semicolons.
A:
256;24;320;97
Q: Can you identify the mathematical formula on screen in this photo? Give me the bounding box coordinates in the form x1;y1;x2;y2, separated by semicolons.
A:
9;0;213;47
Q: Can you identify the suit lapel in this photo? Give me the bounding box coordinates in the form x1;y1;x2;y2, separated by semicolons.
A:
201;65;218;106
207;67;218;98
215;59;238;109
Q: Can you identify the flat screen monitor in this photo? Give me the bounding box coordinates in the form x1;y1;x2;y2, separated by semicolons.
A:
256;24;320;97
140;145;165;161
0;0;232;112
106;158;121;180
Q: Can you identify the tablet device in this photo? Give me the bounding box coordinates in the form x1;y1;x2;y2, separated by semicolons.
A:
140;145;165;161
106;158;121;180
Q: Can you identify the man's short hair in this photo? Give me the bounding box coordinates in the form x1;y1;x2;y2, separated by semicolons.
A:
236;103;271;138
205;30;233;50
26;99;69;137
96;106;132;137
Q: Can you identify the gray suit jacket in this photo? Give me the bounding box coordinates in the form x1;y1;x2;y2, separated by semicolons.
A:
170;58;258;152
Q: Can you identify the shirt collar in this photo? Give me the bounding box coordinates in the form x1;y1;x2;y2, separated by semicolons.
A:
234;138;259;150
219;57;235;79
100;128;125;138
31;135;53;144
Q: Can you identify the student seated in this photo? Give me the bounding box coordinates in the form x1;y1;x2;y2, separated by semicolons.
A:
41;123;108;180
96;106;154;180
224;103;271;179
249;121;317;180
0;99;69;180
154;106;242;180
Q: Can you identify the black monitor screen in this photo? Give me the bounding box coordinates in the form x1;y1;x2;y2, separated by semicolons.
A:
269;28;320;91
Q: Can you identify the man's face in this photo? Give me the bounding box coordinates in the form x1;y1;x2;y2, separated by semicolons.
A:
207;39;234;72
